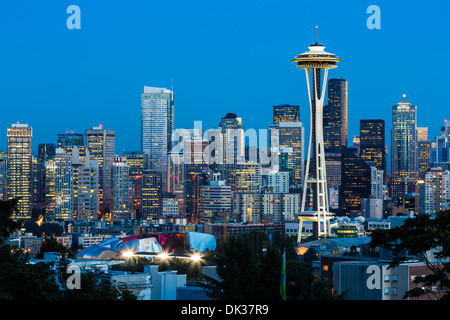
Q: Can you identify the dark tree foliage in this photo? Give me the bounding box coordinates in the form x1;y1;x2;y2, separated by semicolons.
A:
0;199;136;300
23;221;64;237
0;199;22;242
369;211;450;300
36;236;73;259
203;231;340;300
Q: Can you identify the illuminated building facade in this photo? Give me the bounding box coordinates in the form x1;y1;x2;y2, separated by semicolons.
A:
273;104;300;124
219;113;245;165
292;32;341;242
7;123;33;219
418;167;450;215
391;95;418;197
339;147;372;214
86;126;115;216
141;86;174;193
123;151;148;217
360;119;386;173
199;173;232;224
324;78;348;148
277;121;305;186
111;156;132;221
141;169;162;221
71;148;99;220
227;162;262;194
45;148;72;221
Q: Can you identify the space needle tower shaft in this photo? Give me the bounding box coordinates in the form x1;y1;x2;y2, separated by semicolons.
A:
292;27;341;243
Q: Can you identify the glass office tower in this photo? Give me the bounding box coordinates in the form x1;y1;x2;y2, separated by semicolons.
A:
273;104;300;124
391;95;418;197
360;119;386;173
141;86;174;193
324;78;348;148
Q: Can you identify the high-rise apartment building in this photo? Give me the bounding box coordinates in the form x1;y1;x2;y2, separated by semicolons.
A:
7;123;32;219
111;156;132;220
123;151;148;217
391;95;418;197
418;167;450;215
199;173;232;224
71;147;99;220
141;86;174;193
45;148;72;221
141;169;162;221
324;78;348;148
360;119;386;173
86;125;115;216
227;162;262;194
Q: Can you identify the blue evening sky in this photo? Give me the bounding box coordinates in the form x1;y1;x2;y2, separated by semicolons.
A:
0;0;449;162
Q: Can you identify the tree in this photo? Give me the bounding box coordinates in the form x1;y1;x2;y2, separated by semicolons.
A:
0;199;136;300
0;199;22;242
203;236;261;300
36;236;72;259
369;211;450;300
202;233;339;300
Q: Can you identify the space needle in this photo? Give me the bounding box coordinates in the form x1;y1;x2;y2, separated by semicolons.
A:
292;27;341;244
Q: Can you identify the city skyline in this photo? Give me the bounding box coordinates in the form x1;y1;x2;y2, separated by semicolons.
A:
1;1;449;158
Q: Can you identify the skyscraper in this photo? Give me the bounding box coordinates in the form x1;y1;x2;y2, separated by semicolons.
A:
86;125;115;216
71;147;99;220
7;123;32;219
111;156;132;220
199;173;232;224
219;113;245;165
324;78;348;148
418;167;450;215
34;143;56;211
141;170;162;221
339;147;372;214
123;151;148;217
391;95;418;197
141;86;174;193
273;104;300;124
360;119;386;173
45;148;72;221
277;121;305;186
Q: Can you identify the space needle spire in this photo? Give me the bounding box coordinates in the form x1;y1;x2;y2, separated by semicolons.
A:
292;28;341;244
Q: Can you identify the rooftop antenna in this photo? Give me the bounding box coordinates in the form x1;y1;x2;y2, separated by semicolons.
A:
315;26;318;44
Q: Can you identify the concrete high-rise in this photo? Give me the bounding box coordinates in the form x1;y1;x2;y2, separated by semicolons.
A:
86;125;115;216
141;86;174;193
7;123;33;219
111;156;132;220
71;147;99;220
